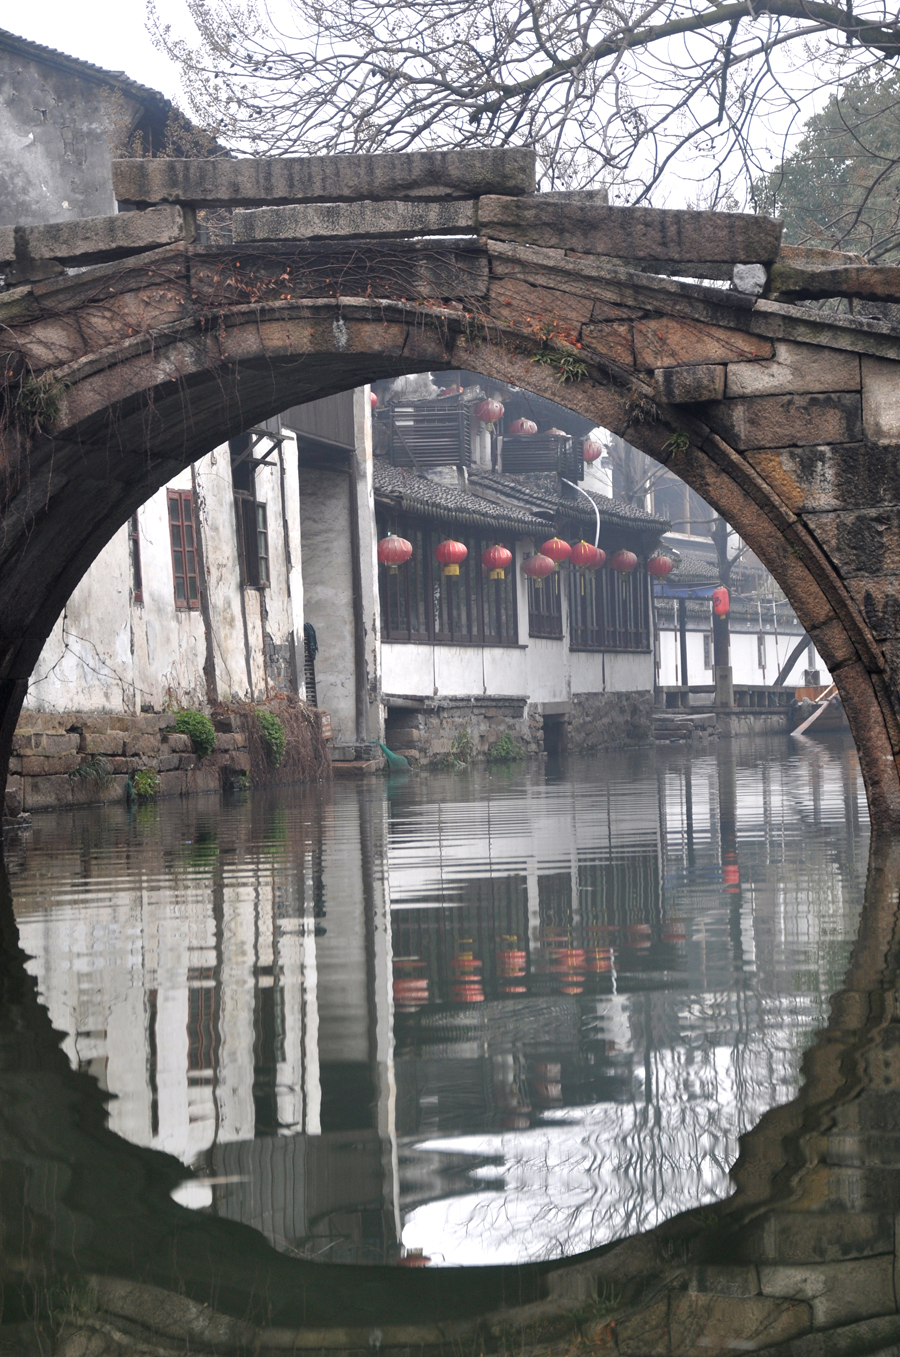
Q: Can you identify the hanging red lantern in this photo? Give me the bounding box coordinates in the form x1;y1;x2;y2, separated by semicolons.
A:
377;533;413;573
647;553;674;577
473;398;504;424
583;438;604;462
541;537;572;565
546;427;567;437
482;544;513;580
370;391;378;410
713;586;730;616
522;553;555;586
435;538;468;577
571;541;605;569
610;549;638;573
508;418;537;435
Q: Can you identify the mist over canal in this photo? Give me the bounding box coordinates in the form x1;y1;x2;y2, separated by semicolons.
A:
7;734;867;1267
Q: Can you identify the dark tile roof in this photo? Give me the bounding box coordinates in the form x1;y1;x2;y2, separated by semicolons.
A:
373;462;668;541
0;27;173;114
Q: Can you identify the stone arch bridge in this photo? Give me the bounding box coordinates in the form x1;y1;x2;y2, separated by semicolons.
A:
3;148;900;821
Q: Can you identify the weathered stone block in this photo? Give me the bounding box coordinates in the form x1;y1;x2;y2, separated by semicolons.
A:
80;733;126;756
10;733;36;754
654;363;725;403
668;1292;811;1353
4;776;22;816
124;734;160;758
614;1294;669;1355
235;197;477;243
214;733;239;752
22;775;72;811
770;260;900;302
705;393;862;450
35;732;81;754
727;340;860;397
70;774;127;807
157;755;181;773
759;1256;895;1329
847;577;900;639
690;1264;759;1297
185;767;221;795
158;771;186;798
634;317;772;369
12;206;186;268
162;732;192;753
488;277;594;332
809;508;900;576
21;754;80;777
228;751;251;772
746;442;900;515
177;754;198;770
114;149;536;207
477;195;783;261
735;1210;894;1263
580;321;634;367
862;355;900;442
7;756;21;775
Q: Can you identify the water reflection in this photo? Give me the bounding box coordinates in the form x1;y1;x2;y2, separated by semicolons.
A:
7;734;867;1266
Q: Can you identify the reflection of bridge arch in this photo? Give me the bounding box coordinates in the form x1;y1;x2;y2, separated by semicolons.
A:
3;204;900;820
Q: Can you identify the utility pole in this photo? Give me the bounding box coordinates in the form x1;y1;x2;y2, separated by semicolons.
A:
711;517;734;711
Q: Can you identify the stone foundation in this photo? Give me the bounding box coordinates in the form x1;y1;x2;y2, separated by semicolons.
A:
383;691;653;765
384;696;542;766
4;711;251;815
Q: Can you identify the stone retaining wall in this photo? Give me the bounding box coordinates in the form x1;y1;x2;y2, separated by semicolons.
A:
565;691;654;750
4;711;250;815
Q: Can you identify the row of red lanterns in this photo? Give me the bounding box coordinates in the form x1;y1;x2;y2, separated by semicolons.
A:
378;533;674;580
469;401;610;465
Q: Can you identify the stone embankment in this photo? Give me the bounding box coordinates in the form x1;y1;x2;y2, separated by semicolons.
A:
4;711;250;815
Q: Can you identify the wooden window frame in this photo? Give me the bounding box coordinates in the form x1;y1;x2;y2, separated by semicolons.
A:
568;565;650;653
129;512;143;605
236;494;270;588
378;517;517;647
528;571;564;639
167;490;201;611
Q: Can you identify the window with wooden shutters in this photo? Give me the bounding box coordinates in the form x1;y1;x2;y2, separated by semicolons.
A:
528;572;563;639
230;436;270;588
167;491;201;610
129;512;143;605
567;566;650;651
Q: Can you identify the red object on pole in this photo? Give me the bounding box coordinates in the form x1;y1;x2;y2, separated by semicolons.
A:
713;586;730;616
522;553;555;582
571;541;604;569
647;553;674;577
473;398;504;423
610;549;638;573
482;544;513;579
435;538;468;577
583;438;604;462
508;418;537;435
540;537;572;564
377;534;413;573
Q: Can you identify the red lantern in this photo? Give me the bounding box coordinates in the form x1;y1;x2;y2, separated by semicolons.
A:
370;391;378;410
522;553;555;586
377;534;413;573
541;537;572;565
508;418;537;435
546;427;567;436
473;398;504;424
571;541;604;569
713;586;730;616
610;549;638;573
647;553;674;577
482;544;513;580
435;538;468;577
583;438;604;462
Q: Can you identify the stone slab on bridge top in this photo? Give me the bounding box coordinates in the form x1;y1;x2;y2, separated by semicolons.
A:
111;147;537;208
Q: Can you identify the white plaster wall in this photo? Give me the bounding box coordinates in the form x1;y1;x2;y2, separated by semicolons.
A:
656;625;829;688
298;468;357;740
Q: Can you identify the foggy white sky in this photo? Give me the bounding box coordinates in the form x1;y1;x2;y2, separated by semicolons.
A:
6;0;185;100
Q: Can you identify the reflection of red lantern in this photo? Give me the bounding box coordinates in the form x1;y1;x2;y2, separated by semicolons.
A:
583;438;604;462
522;553;555;585
647;553;674;577
508;418;537;435
435;539;468;577
713;586;730;616
473;398;504;423
377;534;413;573
571;541;605;569
482;544;513;580
541;537;572;565
610;549;638;573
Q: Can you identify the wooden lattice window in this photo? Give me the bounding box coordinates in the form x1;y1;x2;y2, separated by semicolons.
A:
167;491;200;610
129;512;143;605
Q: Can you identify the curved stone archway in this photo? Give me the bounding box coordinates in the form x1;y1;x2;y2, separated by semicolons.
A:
2;231;900;821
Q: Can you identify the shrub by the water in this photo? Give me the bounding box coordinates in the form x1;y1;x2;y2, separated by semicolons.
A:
487;733;525;764
175;709;217;758
132;769;160;800
257;711;286;767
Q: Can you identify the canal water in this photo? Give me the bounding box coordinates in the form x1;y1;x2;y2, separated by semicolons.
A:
6;733;868;1268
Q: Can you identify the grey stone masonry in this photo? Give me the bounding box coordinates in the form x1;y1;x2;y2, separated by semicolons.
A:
233;198;478;243
0;206;187;269
112;148;536;208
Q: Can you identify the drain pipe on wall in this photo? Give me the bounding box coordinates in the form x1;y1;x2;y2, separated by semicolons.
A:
561;479;601;548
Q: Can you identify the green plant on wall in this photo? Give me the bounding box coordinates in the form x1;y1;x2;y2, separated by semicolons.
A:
68;755;112;788
131;769;160;800
257;710;286;767
175;709;217;758
487;733;525;764
446;728;475;771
